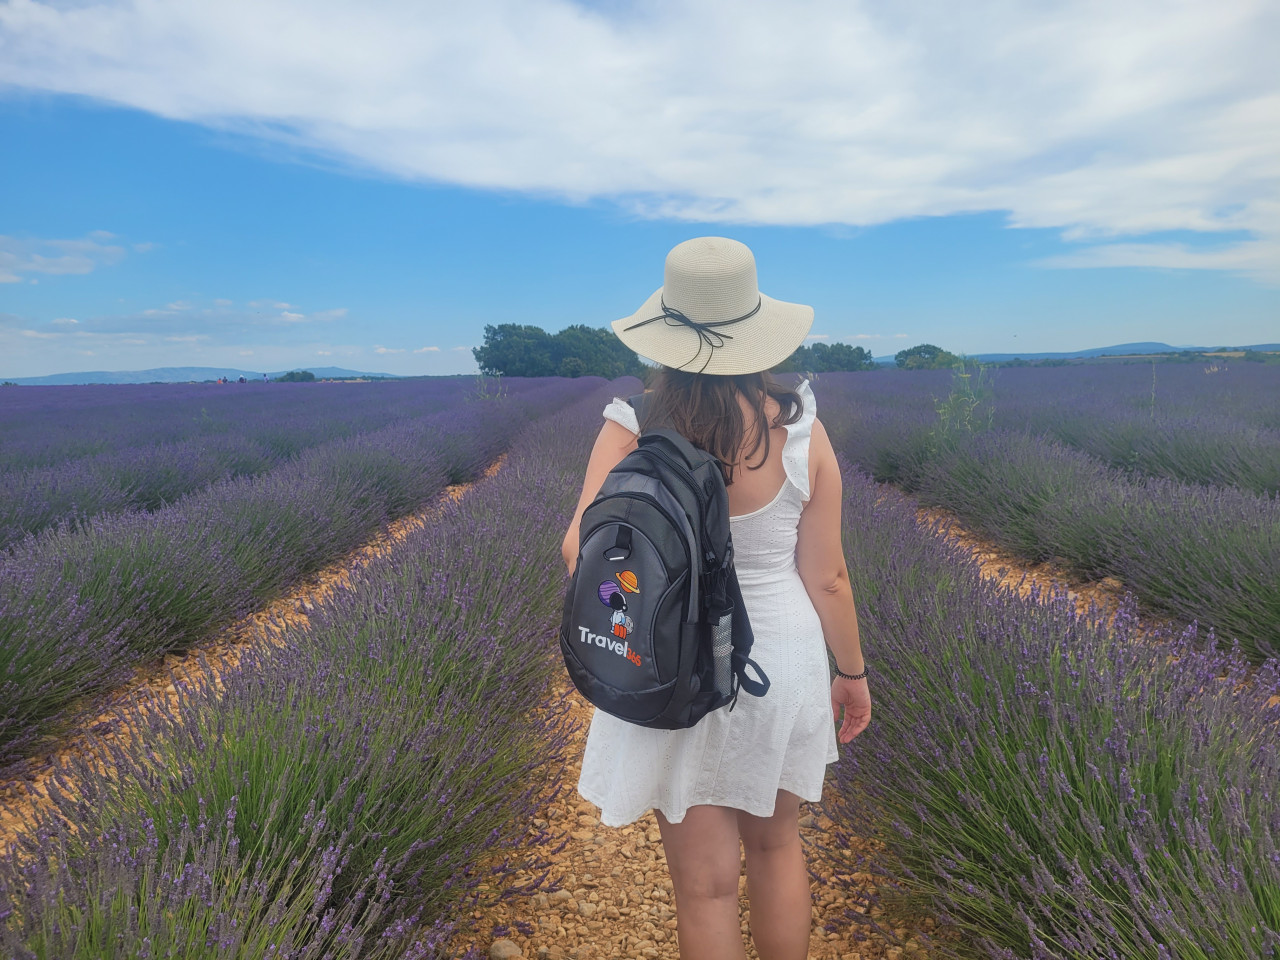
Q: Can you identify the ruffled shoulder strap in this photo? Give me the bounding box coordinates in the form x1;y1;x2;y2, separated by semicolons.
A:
781;379;816;500
602;397;640;435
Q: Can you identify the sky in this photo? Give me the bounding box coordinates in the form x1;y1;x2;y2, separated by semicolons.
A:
1;0;1277;378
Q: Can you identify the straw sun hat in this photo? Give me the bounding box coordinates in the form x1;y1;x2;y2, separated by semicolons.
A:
610;237;814;376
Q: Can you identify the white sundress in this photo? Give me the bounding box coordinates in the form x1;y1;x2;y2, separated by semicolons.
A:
576;380;840;827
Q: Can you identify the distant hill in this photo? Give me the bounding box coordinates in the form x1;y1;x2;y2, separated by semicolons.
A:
7;343;1277;382
3;366;403;385
872;342;1280;365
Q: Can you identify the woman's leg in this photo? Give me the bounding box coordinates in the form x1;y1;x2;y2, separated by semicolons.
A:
655;804;747;960
737;790;809;960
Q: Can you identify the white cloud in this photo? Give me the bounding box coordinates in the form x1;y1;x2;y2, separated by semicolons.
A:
374;345;405;354
317;350;333;355
164;334;209;343
1036;238;1280;284
239;349;254;356
413;345;440;353
51;317;78;325
166;300;192;311
451;346;472;352
804;334;829;341
272;306;345;323
1;1;1276;282
0;232;128;283
214;298;233;307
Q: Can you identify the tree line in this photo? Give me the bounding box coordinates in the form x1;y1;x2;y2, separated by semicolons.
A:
473;324;965;377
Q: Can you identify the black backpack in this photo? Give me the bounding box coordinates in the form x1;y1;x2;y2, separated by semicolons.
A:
559;395;770;729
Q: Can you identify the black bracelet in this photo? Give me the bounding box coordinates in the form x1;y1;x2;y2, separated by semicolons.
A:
834;664;868;681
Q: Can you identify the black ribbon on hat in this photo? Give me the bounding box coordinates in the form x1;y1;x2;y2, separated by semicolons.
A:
623;297;762;374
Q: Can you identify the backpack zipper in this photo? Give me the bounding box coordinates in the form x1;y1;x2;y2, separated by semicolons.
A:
583;491;692;577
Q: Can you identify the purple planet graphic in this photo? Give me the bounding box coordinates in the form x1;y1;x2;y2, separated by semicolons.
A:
598;580;621;605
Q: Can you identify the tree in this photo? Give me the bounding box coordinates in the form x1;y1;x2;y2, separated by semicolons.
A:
551;324;645;378
275;370;316;382
777;341;876;372
895;343;959;370
472;323;646;378
472;324;557;376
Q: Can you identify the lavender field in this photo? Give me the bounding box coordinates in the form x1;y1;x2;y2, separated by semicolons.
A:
2;381;615;957
0;377;585;764
814;363;1280;663
809;364;1280;957
1;364;1276;959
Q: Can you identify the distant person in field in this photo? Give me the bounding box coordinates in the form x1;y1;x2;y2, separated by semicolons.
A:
562;237;871;960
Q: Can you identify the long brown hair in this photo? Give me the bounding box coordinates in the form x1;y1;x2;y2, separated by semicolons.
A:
638;367;804;485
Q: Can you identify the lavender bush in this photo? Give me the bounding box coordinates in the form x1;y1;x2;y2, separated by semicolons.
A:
0;381;415;473
0;378;564;547
0;378;587;766
915;430;1280;660
818;461;1280;959
0;379;624;958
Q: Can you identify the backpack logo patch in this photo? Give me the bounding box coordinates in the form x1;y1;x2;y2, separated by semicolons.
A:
585;571;642;666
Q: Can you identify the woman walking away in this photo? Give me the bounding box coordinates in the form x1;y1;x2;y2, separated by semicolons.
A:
561;237;871;960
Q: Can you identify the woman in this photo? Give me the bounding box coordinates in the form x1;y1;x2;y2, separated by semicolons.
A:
561;237;871;960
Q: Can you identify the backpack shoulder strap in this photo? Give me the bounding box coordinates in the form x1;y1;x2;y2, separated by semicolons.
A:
638;427;704;472
625;392;649;430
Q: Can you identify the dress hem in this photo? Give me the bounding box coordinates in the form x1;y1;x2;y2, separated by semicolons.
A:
578;772;831;829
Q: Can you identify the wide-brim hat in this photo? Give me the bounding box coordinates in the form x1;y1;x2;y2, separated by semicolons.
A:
611;236;814;375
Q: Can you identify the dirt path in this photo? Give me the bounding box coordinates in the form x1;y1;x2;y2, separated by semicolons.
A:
0;457;505;848
910;494;1280;712
911;499;1146;630
448;673;936;960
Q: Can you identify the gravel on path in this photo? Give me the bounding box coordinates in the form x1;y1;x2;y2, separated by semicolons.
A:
447;674;938;960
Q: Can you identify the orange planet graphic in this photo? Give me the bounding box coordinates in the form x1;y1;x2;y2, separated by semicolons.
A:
616;570;640;593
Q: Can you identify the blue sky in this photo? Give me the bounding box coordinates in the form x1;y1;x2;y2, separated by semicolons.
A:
1;0;1277;378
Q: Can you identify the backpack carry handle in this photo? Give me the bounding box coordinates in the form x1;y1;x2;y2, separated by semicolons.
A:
638;427;705;471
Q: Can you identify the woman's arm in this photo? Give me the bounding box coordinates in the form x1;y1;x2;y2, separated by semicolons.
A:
795;418;871;742
561;419;639;575
796;419;864;672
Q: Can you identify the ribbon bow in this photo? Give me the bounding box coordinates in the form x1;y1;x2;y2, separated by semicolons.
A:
622;298;763;373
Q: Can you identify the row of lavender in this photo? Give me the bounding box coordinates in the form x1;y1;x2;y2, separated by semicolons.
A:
819;363;1280;496
0;381;428;471
815;370;1280;662
0;379;546;548
0;382;615;958
818;459;1280;958
0;379;585;767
